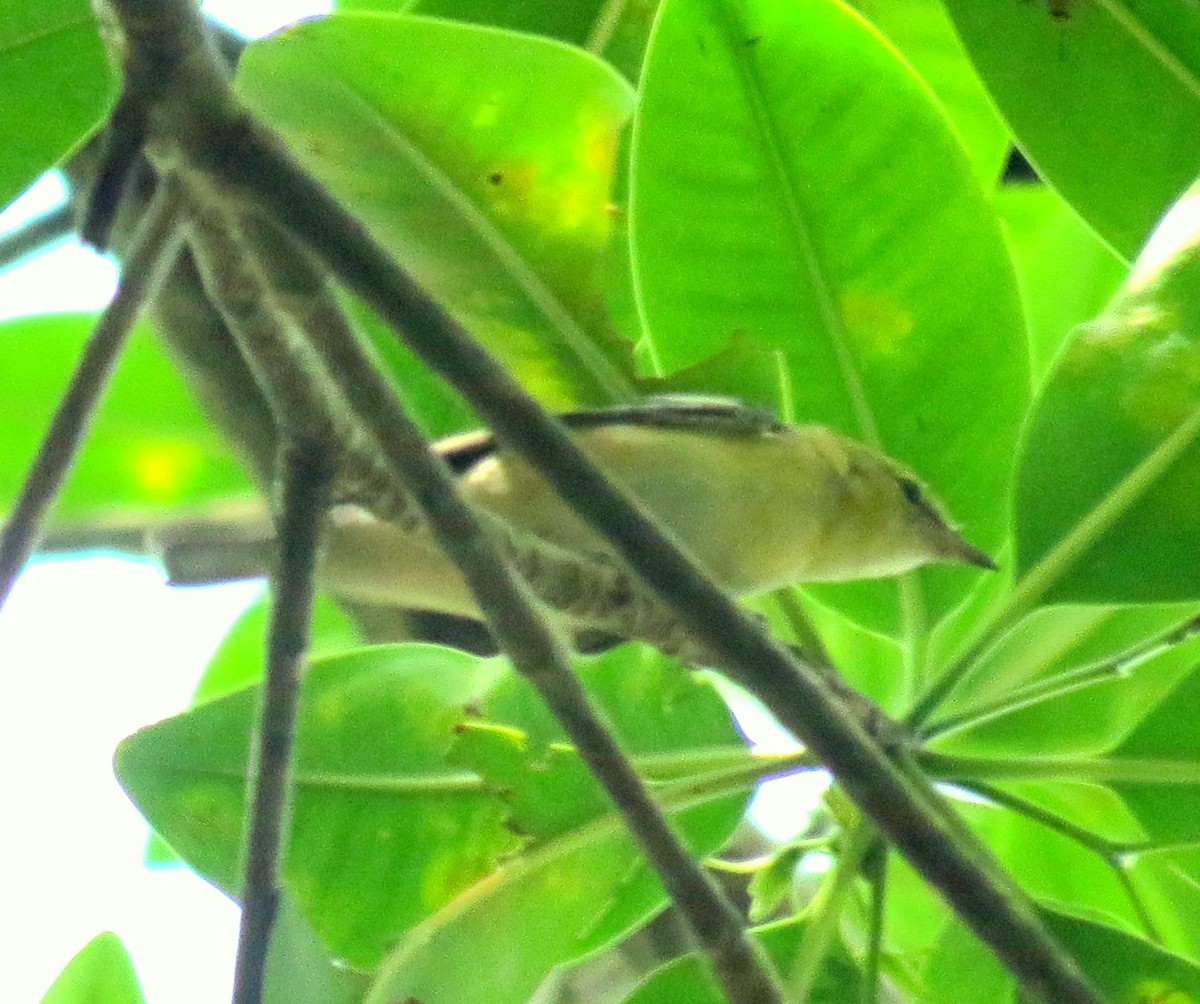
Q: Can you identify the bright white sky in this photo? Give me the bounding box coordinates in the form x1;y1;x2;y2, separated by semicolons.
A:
1;2;817;999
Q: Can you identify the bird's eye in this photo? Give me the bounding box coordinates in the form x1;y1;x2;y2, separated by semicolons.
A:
900;478;923;505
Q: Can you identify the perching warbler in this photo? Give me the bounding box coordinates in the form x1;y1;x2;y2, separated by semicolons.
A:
309;396;995;618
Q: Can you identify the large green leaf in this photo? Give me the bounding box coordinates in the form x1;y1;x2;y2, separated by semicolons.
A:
263;895;372;1004
945;0;1200;260
364;645;750;1004
1042;909;1200;1003
1108;662;1200;847
144;592;361;867
922;661;1200;960
958;797;1147;937
118;646;513;969
238;13;638;410
995;184;1128;385
630;0;1026;637
920;908;1200;1003
39;933;144;1004
851;0;1011;183
336;0;661;83
0;1;112;210
926;602;1200;756
118;643;750;978
1014;187;1200;605
0;314;251;522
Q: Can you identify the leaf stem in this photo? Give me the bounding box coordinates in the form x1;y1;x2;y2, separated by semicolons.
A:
923;751;1200;785
861;839;887;1004
922;613;1200;742
790;823;873;1001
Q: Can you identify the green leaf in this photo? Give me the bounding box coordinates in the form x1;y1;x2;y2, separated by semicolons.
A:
39;933;144;1004
1038;908;1200;1003
745;843;805;922
237;13;638;411
995;184;1128;384
337;0;661;83
921;908;1200;1003
958;797;1147;937
850;0;1011;183
117;644;514;969
1108;662;1200;846
0;314;251;522
264;894;372;1004
0;1;113;210
619;917;862;1003
928;603;1200;756
945;0;1200;260
1014;187;1200;605
364;645;750;1004
630;0;1027;636
145;591;361;867
919;914;1013;1004
118;642;749;981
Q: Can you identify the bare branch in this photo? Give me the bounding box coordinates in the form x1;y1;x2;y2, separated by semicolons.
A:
233;438;332;1004
0;182;183;609
0;203;75;271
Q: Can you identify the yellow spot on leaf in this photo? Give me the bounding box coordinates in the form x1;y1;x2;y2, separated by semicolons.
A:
839;289;914;357
1128;979;1191;1004
129;440;204;501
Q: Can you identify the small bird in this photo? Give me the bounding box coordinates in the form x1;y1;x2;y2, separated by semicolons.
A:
157;396;995;618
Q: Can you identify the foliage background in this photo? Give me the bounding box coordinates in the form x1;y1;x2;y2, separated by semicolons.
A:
6;0;1200;1001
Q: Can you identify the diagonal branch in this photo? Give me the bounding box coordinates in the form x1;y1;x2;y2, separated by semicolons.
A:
0;181;183;609
180;179;784;1003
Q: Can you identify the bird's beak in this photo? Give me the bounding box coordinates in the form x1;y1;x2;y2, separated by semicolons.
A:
952;538;998;571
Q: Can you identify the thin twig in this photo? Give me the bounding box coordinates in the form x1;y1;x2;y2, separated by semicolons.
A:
0;203;75;271
961;780;1165;945
232;438;333;1004
96;3;1103;1000
191;194;784;1003
0;182;182;609
923;612;1200;742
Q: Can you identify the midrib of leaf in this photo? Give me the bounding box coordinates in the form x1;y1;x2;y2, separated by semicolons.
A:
131;748;773;794
1007;404;1200;637
930;753;1200;785
712;0;879;446
319;59;636;402
712;1;935;657
124;754;486;794
1094;0;1200;101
